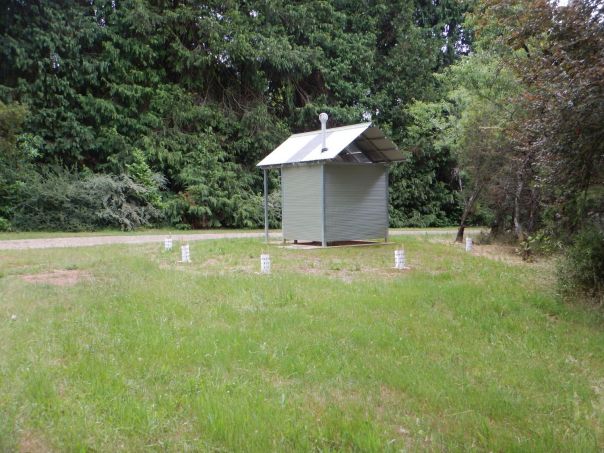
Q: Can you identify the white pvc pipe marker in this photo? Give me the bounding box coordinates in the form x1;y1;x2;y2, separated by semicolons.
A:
164;237;173;251
181;244;191;263
394;249;406;269
260;254;271;274
465;237;473;252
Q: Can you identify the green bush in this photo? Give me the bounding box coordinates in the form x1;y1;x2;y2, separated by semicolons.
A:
525;231;563;256
0;217;10;231
12;169;161;231
0;101;38;226
246;190;282;229
163;189;281;230
125;148;165;209
85;174;163;230
558;224;604;303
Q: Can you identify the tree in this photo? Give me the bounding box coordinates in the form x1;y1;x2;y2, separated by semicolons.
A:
0;101;38;229
515;1;603;238
421;0;604;247
403;49;522;239
1;0;473;230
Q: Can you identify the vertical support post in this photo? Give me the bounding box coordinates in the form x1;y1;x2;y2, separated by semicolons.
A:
280;169;286;244
263;169;269;243
321;164;326;247
384;165;389;243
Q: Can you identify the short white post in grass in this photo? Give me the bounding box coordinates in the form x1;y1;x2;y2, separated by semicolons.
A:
394;249;405;269
465;237;473;252
260;254;271;274
164;236;173;251
181;244;191;263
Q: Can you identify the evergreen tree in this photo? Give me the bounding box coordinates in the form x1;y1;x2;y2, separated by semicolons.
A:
0;0;472;229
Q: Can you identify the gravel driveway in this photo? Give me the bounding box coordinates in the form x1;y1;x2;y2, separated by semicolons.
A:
0;228;484;250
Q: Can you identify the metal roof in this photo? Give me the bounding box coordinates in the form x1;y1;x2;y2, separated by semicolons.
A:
257;122;404;168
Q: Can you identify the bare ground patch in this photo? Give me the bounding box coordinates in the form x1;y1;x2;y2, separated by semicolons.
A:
20;269;92;287
160;251;413;283
18;430;53;453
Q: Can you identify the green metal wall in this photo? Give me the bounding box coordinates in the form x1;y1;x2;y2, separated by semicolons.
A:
324;164;388;242
281;163;388;243
281;165;323;241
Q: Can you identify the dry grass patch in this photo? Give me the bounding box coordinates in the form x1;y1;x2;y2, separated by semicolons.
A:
427;236;552;265
19;269;92;287
18;430;52;453
427;237;557;282
471;243;528;264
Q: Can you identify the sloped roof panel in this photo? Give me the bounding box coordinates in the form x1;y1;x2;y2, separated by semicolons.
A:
257;122;404;168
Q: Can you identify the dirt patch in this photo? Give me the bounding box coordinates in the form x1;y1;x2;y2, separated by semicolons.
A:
20;269;91;287
18;430;52;453
470;243;527;264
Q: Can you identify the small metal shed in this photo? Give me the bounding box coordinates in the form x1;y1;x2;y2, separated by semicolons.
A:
257;114;404;246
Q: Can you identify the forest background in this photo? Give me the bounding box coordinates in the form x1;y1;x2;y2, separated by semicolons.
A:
1;1;602;296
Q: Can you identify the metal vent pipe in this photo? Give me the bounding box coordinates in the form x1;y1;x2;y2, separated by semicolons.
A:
319;112;328;152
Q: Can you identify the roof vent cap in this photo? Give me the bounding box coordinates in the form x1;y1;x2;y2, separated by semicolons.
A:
319;113;328;152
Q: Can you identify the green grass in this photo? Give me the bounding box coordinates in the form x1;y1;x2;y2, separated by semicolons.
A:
0;226;484;242
0;237;602;451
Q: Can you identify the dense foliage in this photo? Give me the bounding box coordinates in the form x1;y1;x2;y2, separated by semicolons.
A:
558;225;604;303
0;101;40;230
406;0;603;298
12;169;161;231
478;0;603;300
0;0;471;230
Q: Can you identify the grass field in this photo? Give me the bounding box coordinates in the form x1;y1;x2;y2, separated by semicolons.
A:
0;235;602;451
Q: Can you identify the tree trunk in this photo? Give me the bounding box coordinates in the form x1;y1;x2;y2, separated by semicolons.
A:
491;210;505;237
456;183;483;243
527;186;539;234
455;224;466;243
513;163;527;242
513;187;524;240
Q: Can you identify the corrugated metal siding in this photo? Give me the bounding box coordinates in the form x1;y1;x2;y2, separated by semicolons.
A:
281;165;323;241
324;164;388;242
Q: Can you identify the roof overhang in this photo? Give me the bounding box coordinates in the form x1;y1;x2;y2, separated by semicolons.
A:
257;122;404;169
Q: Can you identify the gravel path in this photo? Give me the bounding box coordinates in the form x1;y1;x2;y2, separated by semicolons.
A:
0;228;484;250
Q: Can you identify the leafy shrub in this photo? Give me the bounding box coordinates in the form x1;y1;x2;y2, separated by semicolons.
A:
84;174;162;230
164;189;281;230
159;132;262;228
0;101;39;226
245;190;282;229
12;169;161;231
558;225;604;303
12;169;90;231
475;230;492;245
0;217;10;231
125;148;165;209
524;231;563;256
